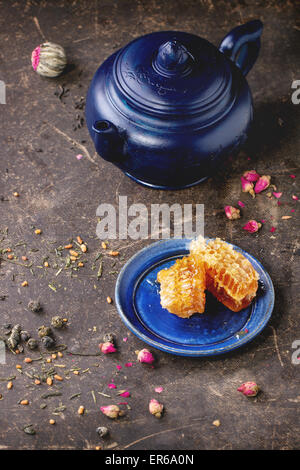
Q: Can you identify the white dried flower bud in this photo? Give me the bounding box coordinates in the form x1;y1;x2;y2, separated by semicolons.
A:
31;42;67;78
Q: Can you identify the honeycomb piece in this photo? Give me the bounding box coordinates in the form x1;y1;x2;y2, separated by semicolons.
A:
190;237;259;312
157;255;206;318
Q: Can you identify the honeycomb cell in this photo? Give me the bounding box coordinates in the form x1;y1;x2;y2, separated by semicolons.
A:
190;237;259;312
157;255;206;318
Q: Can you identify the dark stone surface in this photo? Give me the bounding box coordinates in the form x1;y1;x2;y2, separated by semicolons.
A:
0;0;299;450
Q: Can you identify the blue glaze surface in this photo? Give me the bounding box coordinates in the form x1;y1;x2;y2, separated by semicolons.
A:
86;21;263;189
115;239;274;356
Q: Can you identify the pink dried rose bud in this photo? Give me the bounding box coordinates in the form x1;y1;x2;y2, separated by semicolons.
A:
149;399;164;418
224;205;241;220
243;170;260;182
254;175;271;194
241;177;255;198
100;342;116;354
118;390;130;398
100;405;124;419
137;348;155;364
273;192;282;199
31;46;41;71
237;381;259;397
243;220;262;233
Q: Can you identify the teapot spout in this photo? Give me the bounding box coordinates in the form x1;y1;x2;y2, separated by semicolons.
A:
92;120;124;162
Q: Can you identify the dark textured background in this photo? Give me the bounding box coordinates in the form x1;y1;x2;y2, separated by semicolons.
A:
0;0;299;450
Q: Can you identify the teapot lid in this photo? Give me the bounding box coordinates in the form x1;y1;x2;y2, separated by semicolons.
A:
107;31;236;129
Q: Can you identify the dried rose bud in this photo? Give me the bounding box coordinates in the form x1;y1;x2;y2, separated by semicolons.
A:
224;205;241;220
237;381;259;397
100;342;116;354
100;405;124;419
243;220;262;233
273;192;282;199
254;175;271;194
137;348;155;364
241;177;255;198
149;399;164;418
118;390;130;398
243;170;260;182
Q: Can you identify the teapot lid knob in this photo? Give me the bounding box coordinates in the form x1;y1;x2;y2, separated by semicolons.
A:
154;40;192;77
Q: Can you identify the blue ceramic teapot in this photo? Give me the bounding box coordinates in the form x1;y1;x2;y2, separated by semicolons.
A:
86;20;263;189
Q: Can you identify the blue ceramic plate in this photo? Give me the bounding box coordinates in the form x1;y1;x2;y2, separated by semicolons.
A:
115;239;274;356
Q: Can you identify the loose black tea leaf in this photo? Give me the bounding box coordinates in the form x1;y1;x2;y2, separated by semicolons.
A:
28;300;42;313
23;424;36;435
7;324;21;349
69;393;81;400
96;426;109;438
41;336;55;349
27;338;38;350
41;392;62;399
20;330;31;342
103;333;114;343
51;316;65;329
38;326;52;338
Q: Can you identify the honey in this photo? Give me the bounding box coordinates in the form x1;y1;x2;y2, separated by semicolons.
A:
157;255;206;318
190;237;259;312
157;236;259;317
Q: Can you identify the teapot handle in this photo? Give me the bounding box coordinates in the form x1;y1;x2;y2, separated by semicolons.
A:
219;20;263;76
